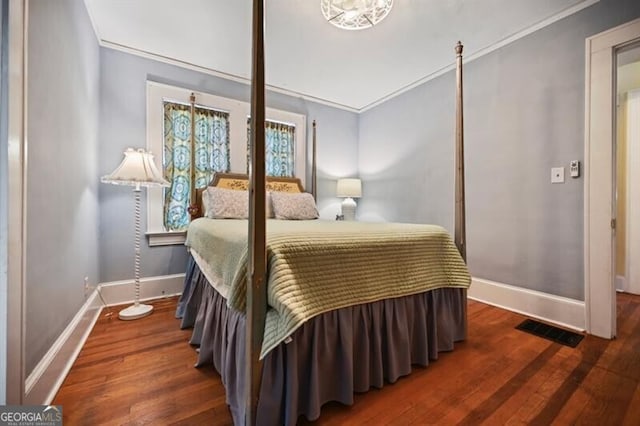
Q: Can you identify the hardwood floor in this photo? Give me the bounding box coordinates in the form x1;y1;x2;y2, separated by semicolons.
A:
54;294;640;425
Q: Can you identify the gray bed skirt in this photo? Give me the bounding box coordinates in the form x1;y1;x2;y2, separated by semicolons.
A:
176;256;467;425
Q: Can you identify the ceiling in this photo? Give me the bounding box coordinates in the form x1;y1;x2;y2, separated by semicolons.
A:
84;0;597;111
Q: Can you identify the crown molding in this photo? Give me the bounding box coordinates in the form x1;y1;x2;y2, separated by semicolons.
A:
359;0;600;112
87;0;599;113
99;40;360;114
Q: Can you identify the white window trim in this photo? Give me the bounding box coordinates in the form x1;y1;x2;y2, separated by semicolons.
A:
145;81;306;246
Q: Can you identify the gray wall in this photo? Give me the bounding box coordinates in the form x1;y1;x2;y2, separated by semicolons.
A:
359;0;640;300
0;0;8;404
26;0;100;374
99;49;358;282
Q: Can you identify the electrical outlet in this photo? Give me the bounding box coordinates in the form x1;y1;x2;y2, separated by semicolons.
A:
551;167;565;184
84;276;91;296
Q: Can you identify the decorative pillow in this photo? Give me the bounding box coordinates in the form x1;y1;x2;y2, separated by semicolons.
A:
266;192;275;218
270;192;319;220
203;187;275;219
204;187;248;219
201;188;213;218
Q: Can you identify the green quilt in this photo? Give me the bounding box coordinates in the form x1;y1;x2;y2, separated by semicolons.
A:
186;218;471;359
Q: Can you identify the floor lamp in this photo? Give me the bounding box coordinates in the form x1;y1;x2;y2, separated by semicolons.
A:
102;148;169;320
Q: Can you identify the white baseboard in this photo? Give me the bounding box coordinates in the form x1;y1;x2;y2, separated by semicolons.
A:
468;277;586;332
98;273;185;306
24;273;185;405
25;289;103;405
616;275;627;292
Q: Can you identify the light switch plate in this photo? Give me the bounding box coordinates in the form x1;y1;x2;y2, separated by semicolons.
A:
551;167;565;183
570;160;580;178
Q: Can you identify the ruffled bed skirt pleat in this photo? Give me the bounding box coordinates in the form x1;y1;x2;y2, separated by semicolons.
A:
177;256;467;425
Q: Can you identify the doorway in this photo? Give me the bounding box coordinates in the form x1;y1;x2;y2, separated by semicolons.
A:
585;17;640;339
616;42;640;295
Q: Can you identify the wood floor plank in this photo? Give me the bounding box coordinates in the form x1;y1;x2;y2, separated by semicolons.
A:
461;343;560;425
505;392;548;426
574;365;637;425
433;339;555;424
622;381;640;426
54;294;640;425
526;337;607;425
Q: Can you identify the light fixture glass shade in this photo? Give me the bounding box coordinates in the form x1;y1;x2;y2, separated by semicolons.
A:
321;0;393;30
101;148;169;187
336;178;362;198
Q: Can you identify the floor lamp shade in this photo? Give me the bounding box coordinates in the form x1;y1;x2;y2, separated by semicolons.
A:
102;148;169;320
337;178;362;221
101;148;168;188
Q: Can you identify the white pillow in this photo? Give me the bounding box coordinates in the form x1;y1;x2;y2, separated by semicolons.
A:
266;192;274;218
270;192;319;220
203;187;275;219
204;187;248;219
202;188;213;218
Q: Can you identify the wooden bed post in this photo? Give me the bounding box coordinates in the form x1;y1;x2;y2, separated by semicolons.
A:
311;120;317;201
188;93;200;220
454;41;466;263
246;0;267;424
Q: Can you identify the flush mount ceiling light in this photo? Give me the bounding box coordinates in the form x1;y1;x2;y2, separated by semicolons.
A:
321;0;393;30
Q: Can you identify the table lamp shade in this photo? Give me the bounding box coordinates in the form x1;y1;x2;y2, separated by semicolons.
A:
101;148;169;187
336;178;362;198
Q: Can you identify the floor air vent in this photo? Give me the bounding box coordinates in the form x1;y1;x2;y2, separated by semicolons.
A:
515;319;584;348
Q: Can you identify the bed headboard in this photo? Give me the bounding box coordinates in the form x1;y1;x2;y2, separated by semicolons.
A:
192;172;304;219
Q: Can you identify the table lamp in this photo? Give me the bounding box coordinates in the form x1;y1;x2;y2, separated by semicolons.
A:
336;178;362;221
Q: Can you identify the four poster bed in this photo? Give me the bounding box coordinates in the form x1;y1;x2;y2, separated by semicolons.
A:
177;176;469;424
175;4;469;424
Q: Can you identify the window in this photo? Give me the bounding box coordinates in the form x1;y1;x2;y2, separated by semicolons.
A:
146;82;306;245
163;102;230;231
246;119;296;177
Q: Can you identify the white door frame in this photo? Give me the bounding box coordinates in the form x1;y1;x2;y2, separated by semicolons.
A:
5;0;26;404
585;17;640;339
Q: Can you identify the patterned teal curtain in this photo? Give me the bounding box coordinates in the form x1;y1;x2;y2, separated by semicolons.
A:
246;119;295;177
266;121;295;177
163;102;230;231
